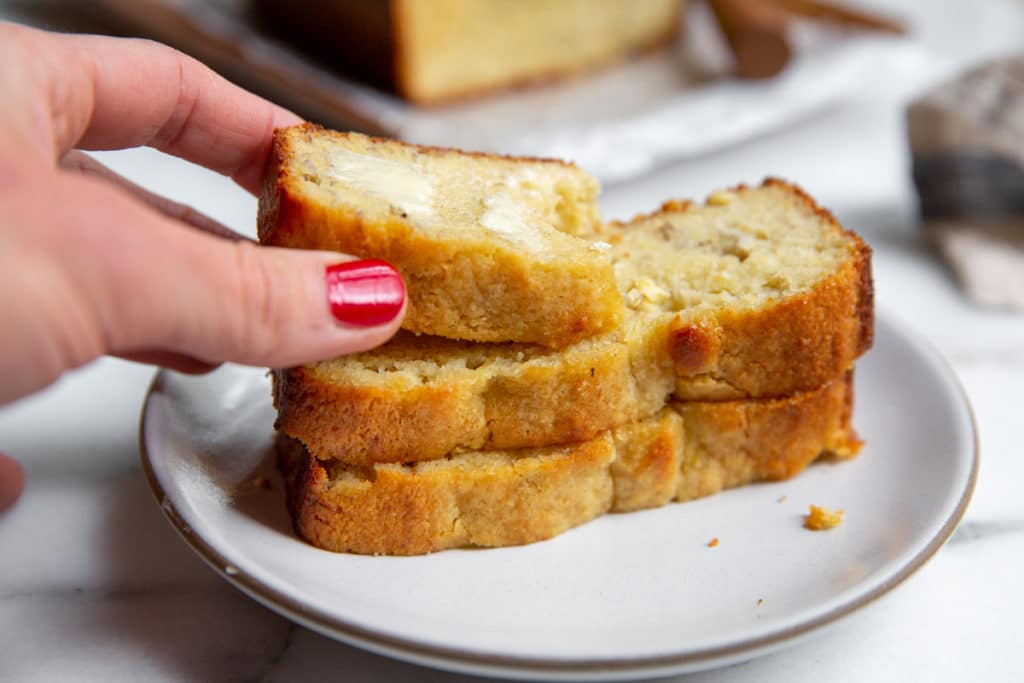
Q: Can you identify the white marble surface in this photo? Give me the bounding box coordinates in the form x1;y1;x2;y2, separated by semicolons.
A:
3;1;1024;681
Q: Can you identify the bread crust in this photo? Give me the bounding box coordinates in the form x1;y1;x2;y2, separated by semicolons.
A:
280;374;861;555
273;329;672;464
614;178;874;399
667;247;871;398
672;370;860;502
259;125;621;348
279;433;616;556
610;410;685;512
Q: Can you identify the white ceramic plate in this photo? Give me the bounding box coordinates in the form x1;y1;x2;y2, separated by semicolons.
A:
140;311;977;681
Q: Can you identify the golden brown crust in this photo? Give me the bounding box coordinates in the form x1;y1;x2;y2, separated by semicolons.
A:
625;178;875;399
763;177;875;358
667;249;871;398
278;433;616;556
273;365;484;465
674;371;861;502
272;331;667;464
667;321;722;375
610;410;684;512
268;123;593;173
610;373;860;510
280;374;861;555
260;125;621;348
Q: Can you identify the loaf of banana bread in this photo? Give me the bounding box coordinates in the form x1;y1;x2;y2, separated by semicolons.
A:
253;0;685;103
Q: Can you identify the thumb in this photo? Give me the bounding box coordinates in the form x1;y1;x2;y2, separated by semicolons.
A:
86;179;408;368
109;240;408;368
6;171;405;397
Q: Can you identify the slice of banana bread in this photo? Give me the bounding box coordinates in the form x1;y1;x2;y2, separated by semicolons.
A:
259;124;622;347
603;178;873;399
272;315;675;465
277;432;617;557
279;373;860;555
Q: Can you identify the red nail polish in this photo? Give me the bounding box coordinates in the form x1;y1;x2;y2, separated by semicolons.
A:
325;259;405;326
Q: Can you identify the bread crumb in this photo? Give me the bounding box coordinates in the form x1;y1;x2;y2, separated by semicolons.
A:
804;504;844;530
707;537;719;547
707;190;734;206
777;495;787;503
625;287;644;308
626;277;670;309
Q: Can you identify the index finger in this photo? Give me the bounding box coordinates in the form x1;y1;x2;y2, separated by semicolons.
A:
40;26;303;194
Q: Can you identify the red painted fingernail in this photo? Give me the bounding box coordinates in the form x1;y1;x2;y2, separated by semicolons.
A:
325;259;405;326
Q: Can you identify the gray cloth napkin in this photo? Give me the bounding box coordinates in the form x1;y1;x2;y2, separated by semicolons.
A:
908;56;1024;310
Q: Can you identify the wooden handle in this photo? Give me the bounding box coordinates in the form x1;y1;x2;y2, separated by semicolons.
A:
775;0;905;34
708;0;793;79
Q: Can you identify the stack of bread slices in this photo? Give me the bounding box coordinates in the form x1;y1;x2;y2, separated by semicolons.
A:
259;124;873;556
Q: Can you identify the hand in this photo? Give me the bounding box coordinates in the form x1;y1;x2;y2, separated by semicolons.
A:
0;23;407;511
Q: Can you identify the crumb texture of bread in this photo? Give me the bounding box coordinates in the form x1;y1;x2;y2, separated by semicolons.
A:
602;178;873;399
279;374;861;555
259;125;622;347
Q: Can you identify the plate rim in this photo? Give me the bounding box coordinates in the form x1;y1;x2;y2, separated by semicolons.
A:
137;311;979;679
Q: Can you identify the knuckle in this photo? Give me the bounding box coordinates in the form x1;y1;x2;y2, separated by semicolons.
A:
229;241;290;361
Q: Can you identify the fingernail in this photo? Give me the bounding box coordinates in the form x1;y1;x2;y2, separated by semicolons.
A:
325;259;405;326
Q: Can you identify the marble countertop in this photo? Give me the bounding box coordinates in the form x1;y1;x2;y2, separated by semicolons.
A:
3;1;1024;681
